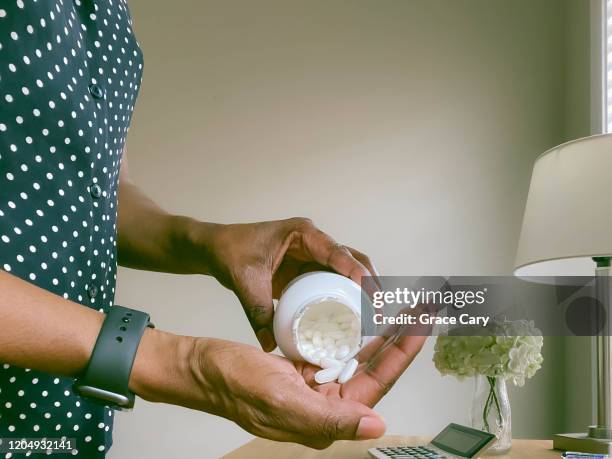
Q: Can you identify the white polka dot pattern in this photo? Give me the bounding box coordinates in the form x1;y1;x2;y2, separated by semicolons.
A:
0;0;143;457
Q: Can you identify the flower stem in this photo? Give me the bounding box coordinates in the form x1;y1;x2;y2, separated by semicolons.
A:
482;379;493;432
487;376;503;425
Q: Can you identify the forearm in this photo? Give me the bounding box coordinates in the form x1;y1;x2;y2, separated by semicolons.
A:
0;270;209;410
0;271;104;376
117;178;220;275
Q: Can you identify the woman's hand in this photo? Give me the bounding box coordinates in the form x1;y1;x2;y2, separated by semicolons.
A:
130;331;426;449
189;339;385;449
203;218;380;351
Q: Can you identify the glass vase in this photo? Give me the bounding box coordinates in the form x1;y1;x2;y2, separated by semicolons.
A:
470;375;511;454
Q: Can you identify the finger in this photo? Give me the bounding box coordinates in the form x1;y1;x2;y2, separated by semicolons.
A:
234;268;277;352
317;398;387;441
301;230;371;285
292;391;386;442
346;246;382;289
294;360;321;387
252;376;385;445
355;336;389;363
342;335;427;407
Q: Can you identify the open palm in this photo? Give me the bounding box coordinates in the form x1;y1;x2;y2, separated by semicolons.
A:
198;334;427;449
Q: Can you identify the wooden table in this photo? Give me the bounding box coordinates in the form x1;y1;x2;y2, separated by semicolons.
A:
223;436;558;459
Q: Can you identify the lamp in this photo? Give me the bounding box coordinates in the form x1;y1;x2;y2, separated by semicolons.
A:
514;133;612;453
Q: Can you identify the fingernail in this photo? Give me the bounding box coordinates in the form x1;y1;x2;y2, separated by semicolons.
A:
257;328;276;352
356;416;386;440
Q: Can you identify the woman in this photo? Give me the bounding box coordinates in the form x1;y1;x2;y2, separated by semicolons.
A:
0;1;426;457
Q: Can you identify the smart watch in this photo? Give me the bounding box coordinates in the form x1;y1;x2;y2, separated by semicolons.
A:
73;305;154;410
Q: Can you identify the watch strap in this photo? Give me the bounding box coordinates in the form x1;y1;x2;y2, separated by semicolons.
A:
73;305;152;410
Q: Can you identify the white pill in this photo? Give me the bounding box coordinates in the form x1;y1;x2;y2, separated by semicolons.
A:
318;322;339;332
325;345;337;356
335;344;350;360
338;358;358;384
350;320;360;331
312;349;327;360
320;357;343;369
328;330;346;340
304;329;314;338
315;365;344;384
322;336;335;347
336;313;355;323
312;333;323;347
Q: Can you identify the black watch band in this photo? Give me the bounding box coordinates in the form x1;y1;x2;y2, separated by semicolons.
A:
73;305;153;410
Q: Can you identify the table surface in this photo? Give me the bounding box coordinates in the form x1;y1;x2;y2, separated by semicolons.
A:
223;436;558;459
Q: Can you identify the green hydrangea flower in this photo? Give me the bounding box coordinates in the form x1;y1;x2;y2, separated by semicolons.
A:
433;320;543;386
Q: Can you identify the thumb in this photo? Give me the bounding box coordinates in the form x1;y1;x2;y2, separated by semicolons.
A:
234;269;276;352
355;415;387;440
318;399;386;441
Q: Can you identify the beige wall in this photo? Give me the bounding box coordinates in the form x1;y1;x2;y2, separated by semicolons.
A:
110;1;589;457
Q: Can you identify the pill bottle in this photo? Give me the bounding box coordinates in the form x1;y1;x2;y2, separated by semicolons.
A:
273;271;364;366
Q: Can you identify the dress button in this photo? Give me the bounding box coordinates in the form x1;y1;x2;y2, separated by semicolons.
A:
90;184;102;199
88;285;98;300
88;83;104;100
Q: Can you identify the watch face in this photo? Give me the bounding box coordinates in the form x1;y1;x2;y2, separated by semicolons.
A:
72;384;134;410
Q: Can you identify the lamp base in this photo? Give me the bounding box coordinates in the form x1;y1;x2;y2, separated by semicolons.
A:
553;432;612;454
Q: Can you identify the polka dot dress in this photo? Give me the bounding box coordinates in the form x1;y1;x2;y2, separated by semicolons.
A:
0;0;143;457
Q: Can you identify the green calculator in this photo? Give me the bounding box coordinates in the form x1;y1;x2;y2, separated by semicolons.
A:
368;423;497;459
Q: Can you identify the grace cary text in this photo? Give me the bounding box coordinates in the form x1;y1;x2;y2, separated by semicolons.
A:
372;312;490;327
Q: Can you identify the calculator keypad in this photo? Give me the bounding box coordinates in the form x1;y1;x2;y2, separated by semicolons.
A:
374;446;447;458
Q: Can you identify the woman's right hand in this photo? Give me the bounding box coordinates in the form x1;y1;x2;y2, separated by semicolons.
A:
129;331;425;449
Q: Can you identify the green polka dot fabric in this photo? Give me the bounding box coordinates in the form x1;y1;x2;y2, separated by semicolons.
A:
0;0;143;456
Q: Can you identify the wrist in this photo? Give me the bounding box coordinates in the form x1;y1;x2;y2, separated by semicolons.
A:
129;329;215;411
129;328;193;401
175;217;224;276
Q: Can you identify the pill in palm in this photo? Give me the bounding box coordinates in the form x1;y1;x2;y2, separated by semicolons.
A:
315;365;344;384
337;358;358;384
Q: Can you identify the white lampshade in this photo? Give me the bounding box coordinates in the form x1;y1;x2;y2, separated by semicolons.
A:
514;134;612;279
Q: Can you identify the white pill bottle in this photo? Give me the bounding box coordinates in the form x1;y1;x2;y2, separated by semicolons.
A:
273;271;364;366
